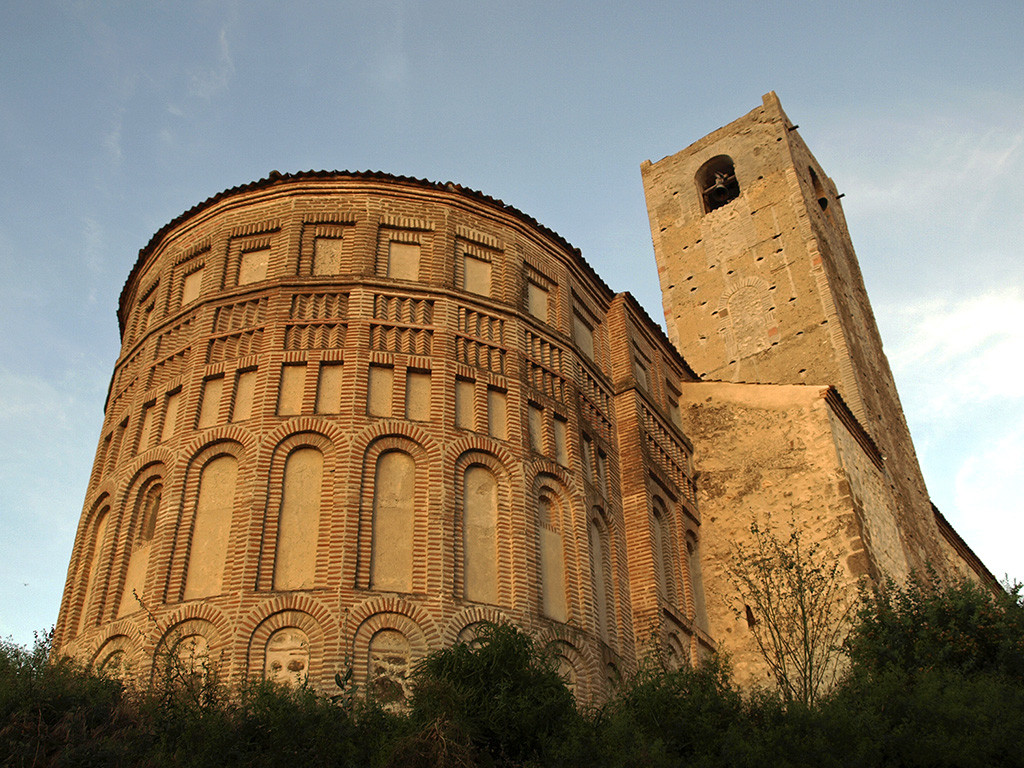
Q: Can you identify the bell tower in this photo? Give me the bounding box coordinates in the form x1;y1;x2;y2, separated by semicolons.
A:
641;92;946;574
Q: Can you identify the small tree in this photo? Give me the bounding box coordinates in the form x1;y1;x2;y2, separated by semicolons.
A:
728;521;856;705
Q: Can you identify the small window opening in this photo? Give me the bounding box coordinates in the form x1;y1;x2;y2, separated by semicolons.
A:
809;167;830;212
697;155;740;213
745;604;758;628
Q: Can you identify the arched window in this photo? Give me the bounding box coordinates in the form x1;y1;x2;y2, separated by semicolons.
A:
652;496;675;603
264;627;310;687
687;533;709;630
274;447;324;591
588;512;614;643
77;505;111;631
367;628;412;705
537;487;567;622
555;653;578;697
99;649;127;680
139;482;162;542
172;633;211;682
371;450;415;592
665;632;689;671
463;464;498;604
184;455;238;600
118;479;163;617
697;155;740;213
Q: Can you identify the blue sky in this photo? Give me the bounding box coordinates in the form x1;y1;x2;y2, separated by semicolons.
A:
1;0;1022;645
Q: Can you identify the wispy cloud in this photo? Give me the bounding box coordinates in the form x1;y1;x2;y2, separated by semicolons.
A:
0;368;63;423
953;418;1024;579
884;288;1024;412
825;103;1024;249
880;286;1024;579
102;109;124;164
189;26;235;101
81;217;105;278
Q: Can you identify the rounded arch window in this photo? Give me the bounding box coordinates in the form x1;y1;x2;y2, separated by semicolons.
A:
696;155;740;213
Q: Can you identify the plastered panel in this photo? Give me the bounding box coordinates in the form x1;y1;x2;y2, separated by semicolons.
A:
405;370;431;422
371;451;415;592
278;365;306;416
367;366;393;418
183;455;238;600
274;448;323;591
463;465;498;603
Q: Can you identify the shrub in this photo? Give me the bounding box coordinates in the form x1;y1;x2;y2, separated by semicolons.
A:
394;622;581;767
846;572;1024;682
596;655;744;768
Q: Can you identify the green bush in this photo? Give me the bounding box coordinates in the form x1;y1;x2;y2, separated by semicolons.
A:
596;655;743;768
0;630;136;767
394;622;582;767
846;571;1024;681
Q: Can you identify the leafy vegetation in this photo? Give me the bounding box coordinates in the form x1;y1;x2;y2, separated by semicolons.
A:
3;575;1022;767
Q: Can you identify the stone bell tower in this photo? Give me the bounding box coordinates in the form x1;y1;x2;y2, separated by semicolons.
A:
641;92;947;576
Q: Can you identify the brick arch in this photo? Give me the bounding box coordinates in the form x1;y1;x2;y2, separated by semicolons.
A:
71;491;112;564
174;427;257;475
89;632;140;682
350;610;431;691
149;617;224;687
243;608;328;686
259;418;350;456
90;633;134;663
663;629;691;670
67;492;117;638
79;487;115;533
650;491;678;605
118;448;176;490
716;276;777;360
587;505;618;647
346;595;441;653
446;435;523;482
545;638;589;701
114;461;168;511
57;490;114;643
526;459;580;498
254;431;340;592
535;468;592;628
351;421;441;460
163;440;247;604
237;593;336;641
145;601;231;661
453;449;517;608
86;616;144;667
538;621;601;702
440;605;511;646
107;464;168;625
715;274;773;315
355;434;437;592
